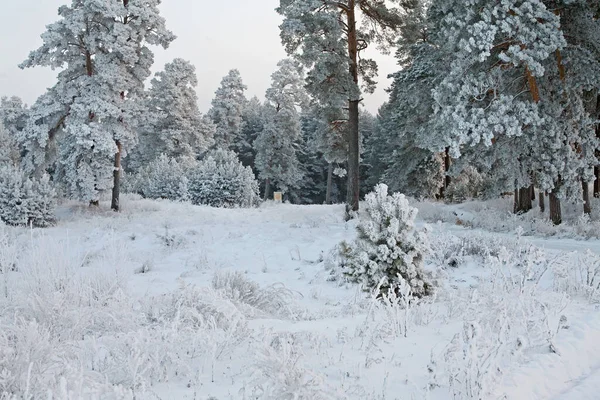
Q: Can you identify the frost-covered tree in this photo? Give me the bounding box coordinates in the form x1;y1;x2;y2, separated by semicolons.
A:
278;0;405;213
209;69;248;150
0;165;56;227
188;149;259;208
370;45;446;199
0;123;21;167
363;0;448;200
129;59;214;169
427;0;600;224
238;96;265;170
0;97;28;166
341;184;433;297
0;96;28;140
20;0;175;211
309;105;349;204
127;154;190;201
254;59;308;200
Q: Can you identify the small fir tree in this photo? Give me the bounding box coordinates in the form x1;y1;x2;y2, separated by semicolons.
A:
342;184;433;297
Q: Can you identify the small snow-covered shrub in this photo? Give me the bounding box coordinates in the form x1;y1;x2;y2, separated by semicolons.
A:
323;243;352;284
211;270;295;318
127;154;189;201
188;149;259;208
553;250;600;303
341;184;433;297
0;166;56;227
249;333;345;400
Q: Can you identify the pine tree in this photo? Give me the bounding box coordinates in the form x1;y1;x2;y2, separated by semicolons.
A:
0;96;27;166
254;59;308;200
20;0;175;211
130;154;190;201
188;149;259;208
128;59;214;170
0;123;21;167
426;0;600;223
237;96;265;170
278;0;405;213
0;165;56;227
342;184;432;297
209;69;248;150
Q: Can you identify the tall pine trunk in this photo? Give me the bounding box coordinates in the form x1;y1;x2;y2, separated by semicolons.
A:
595;95;600;198
444;147;451;191
514;186;532;214
594;167;600;198
111;2;130;212
582;178;591;215
539;190;545;213
111;140;122;211
264;178;271;201
530;184;535;201
439;147;451;199
345;0;360;214
325;162;333;204
549;191;562;225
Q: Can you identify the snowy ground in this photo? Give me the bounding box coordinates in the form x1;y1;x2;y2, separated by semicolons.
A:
1;195;600;399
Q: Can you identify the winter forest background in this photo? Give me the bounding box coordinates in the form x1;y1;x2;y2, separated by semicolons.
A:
2;0;600;399
3;0;600;223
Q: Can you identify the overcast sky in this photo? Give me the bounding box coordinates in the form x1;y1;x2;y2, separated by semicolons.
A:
0;0;397;114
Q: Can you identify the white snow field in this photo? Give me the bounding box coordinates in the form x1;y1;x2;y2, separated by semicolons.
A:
1;195;600;399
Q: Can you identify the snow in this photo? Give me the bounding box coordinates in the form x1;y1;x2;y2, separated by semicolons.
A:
1;195;600;399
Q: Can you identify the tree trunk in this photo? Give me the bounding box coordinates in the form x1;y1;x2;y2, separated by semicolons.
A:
438;148;451;199
325;162;333;204
264;178;271;201
549;191;562;225
514;186;533;214
595;166;600;198
444;147;451;191
345;1;360;214
111;140;122;212
530;184;535;201
539;191;545;213
582;178;591;215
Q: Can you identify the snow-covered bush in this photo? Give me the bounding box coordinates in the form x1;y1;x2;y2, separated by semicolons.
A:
188;149;259;208
127;154;190;201
212;270;295;318
341;184;433;297
553;250;600;303
249;333;345;399
0;166;56;227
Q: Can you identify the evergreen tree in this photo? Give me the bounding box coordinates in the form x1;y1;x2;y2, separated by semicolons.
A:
289;113;330;204
209;69;248;150
254;59;308;200
188;149;259;208
427;0;600;223
341;184;432;297
238;96;265;170
129;154;190;201
0;123;21;167
0;165;56;227
278;0;405;213
20;0;175;210
128;58;214;170
371;43;446;199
